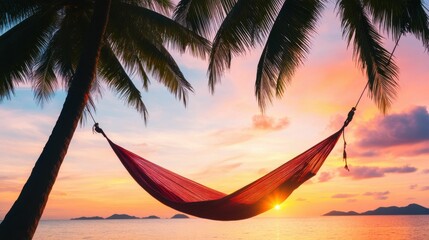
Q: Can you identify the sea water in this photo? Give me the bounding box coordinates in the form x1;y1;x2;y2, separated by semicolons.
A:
31;215;429;240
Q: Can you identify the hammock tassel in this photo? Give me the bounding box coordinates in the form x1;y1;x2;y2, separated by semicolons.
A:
343;141;349;171
341;107;355;171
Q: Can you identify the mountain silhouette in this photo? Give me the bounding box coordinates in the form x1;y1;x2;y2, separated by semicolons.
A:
324;203;429;216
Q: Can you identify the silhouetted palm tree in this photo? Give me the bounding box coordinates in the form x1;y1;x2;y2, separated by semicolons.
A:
175;0;429;112
0;0;209;238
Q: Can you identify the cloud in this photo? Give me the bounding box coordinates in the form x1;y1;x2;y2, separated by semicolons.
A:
257;168;270;175
423;169;429;174
338;165;417;180
421;186;429;191
318;172;334;182
295;198;306;202
252;115;289;131
409;184;418;190
363;191;389;200
208;114;289;146
357;106;429;147
383;166;418;173
192;162;243;179
209;129;254;146
332;193;358;199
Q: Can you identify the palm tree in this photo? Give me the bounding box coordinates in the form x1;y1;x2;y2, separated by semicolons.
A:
174;0;429;112
0;0;210;238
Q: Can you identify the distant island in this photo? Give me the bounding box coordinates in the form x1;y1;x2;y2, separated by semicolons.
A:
324;203;429;216
70;216;104;220
142;215;161;219
171;214;189;219
106;214;139;219
71;213;189;220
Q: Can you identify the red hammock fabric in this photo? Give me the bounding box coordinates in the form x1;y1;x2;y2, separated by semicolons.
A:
104;129;342;220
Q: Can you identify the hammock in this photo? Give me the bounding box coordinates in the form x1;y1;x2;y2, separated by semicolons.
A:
95;110;352;220
90;29;403;220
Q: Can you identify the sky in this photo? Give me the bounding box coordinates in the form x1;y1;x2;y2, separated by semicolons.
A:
1;4;429;220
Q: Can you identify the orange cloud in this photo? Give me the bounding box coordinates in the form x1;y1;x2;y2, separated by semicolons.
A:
252;114;289;131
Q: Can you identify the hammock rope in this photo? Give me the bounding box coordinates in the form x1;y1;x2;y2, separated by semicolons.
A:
87;31;403;220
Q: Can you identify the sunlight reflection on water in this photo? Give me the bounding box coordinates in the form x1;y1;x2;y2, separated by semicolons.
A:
33;216;429;240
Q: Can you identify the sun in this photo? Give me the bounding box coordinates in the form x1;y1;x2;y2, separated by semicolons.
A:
274;204;281;210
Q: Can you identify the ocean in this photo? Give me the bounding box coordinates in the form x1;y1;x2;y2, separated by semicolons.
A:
31;216;429;240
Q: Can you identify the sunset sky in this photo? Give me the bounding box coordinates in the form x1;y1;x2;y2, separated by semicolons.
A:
1;4;429;220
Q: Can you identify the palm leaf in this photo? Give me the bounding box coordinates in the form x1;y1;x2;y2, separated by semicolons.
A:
363;0;429;51
208;0;283;92
123;0;174;15
115;2;211;59
337;0;399;113
0;9;57;100
51;6;93;87
0;0;41;29
33;34;58;105
173;0;236;37
404;0;429;51
98;44;148;119
128;33;193;106
255;0;325;110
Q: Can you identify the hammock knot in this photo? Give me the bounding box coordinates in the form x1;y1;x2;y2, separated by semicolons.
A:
343;107;356;128
93;123;107;138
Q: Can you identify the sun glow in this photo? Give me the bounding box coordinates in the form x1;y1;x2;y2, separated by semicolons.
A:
274;204;281;210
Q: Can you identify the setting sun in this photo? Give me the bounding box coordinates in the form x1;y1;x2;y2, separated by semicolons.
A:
274;205;281;211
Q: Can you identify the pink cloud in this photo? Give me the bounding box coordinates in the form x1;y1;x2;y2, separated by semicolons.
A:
363;191;389;200
338;165;417;180
356;106;429;148
318;171;334;183
332;193;358;199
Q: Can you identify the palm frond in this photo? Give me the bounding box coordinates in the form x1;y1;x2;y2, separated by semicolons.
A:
362;0;407;38
255;0;325;110
208;0;283;92
401;0;429;51
337;0;399;113
80;94;99;126
33;37;58;105
122;0;174;15
130;35;193;106
0;9;57;100
98;44;148;120
0;0;41;30
363;0;429;51
115;2;211;59
52;6;92;87
109;21;194;106
173;0;236;37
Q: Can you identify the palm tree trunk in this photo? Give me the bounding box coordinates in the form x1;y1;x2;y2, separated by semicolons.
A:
0;0;111;239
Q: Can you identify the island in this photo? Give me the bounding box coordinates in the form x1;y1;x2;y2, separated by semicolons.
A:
142;215;161;219
323;210;359;216
323;203;429;216
70;216;104;220
171;214;189;219
71;213;188;220
106;214;139;219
